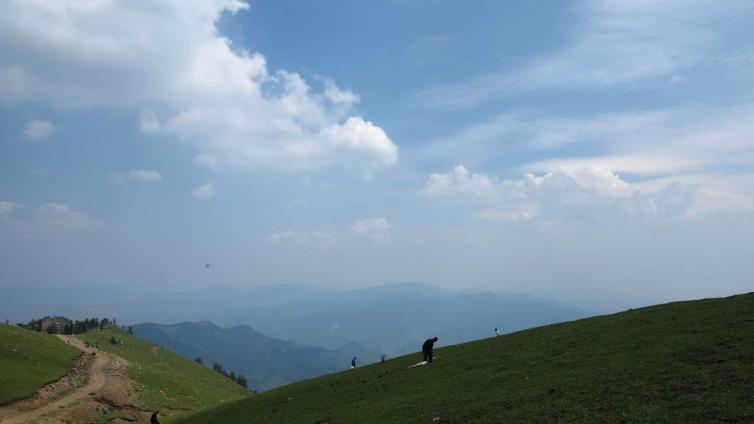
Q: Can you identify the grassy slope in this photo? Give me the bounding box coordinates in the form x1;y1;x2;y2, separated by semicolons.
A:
178;293;754;423
78;329;249;413
0;323;81;404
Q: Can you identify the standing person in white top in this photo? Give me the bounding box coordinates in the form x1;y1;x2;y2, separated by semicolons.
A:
494;328;501;336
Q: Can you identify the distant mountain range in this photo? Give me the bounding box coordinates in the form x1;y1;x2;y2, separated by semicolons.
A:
217;282;591;354
132;321;375;391
2;282;591;356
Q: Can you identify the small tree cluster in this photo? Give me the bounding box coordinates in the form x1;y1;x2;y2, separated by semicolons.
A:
21;316;118;335
237;375;248;388
211;362;249;389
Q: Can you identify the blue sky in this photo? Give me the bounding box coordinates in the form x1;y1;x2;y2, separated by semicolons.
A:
1;0;754;308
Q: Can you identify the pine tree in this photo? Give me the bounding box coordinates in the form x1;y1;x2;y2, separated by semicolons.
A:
237;375;248;389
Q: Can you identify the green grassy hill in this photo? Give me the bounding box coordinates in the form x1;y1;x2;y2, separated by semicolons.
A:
78;329;250;413
0;323;81;404
176;292;754;423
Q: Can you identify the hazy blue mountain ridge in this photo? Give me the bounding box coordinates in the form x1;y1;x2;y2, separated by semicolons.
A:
132;321;375;391
3;282;590;355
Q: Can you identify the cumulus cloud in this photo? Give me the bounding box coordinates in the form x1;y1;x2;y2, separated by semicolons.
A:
0;201;24;217
22;119;55;140
323;80;360;107
0;0;397;173
424;165;525;201
425;165;754;222
109;169;162;184
192;183;215;199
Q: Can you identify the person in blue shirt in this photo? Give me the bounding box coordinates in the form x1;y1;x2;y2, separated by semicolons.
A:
351;356;357;369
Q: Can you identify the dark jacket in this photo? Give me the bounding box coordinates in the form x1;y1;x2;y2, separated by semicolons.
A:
422;338;437;352
150;412;160;424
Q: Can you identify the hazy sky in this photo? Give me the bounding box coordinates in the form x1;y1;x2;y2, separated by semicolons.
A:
1;0;753;307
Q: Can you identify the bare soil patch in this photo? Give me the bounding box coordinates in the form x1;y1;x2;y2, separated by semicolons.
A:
0;335;158;424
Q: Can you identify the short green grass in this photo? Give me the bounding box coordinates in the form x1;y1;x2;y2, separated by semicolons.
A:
77;330;249;413
0;323;81;404
177;292;754;423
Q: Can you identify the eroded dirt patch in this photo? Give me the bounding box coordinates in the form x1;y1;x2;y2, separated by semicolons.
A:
0;335;194;424
34;347;154;424
0;351;94;419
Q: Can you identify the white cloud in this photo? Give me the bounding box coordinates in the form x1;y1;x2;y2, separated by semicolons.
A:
477;206;539;222
323;80;359;107
523;169;698;220
22;119;55;140
269;230;308;244
424;165;525;201
0;0;397;173
350;217;391;234
192;183;215;199
269;219;393;247
420;1;751;108
109;169;162;183
39;202;71;215
425;165;754;222
269;229;337;247
520;104;754;177
418;104;754;185
139;109;161;133
689;187;754;216
0;201;24;217
37;202;94;231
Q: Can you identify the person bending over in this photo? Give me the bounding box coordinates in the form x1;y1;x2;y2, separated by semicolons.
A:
422;337;438;363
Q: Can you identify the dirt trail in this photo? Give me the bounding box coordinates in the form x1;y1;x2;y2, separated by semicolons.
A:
0;336;109;424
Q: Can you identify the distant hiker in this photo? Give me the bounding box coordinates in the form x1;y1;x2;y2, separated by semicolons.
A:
422;337;438;363
495;328;500;336
150;411;160;424
351;356;357;369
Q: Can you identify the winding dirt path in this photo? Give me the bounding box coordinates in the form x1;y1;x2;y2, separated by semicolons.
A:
0;336;110;424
